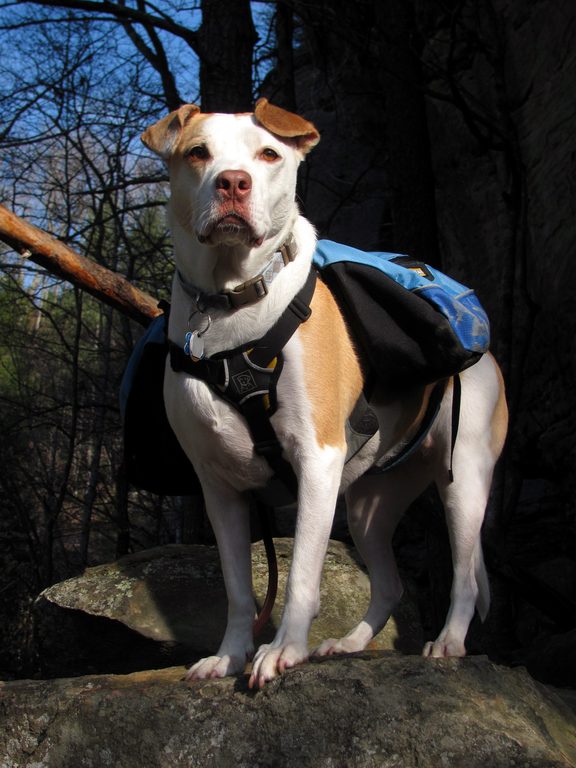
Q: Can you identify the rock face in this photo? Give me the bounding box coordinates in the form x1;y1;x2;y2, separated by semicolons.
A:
413;0;576;677
420;0;576;492
1;655;575;768
286;0;576;679
34;540;423;677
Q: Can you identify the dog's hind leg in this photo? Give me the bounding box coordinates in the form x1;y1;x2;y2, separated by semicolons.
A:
423;357;506;658
186;482;256;680
314;454;434;657
422;462;493;658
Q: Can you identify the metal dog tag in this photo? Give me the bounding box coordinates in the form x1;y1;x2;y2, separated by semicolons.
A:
184;330;205;362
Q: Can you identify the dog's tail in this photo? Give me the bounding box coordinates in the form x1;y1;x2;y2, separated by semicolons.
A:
474;541;490;621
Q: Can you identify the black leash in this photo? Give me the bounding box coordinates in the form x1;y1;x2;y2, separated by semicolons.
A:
252;502;278;638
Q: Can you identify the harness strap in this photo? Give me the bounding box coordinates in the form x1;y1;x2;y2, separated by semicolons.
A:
239;271;315;367
241;396;298;497
366;380;447;476
448;373;462;483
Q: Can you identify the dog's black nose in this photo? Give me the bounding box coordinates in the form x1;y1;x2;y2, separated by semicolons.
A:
215;170;252;200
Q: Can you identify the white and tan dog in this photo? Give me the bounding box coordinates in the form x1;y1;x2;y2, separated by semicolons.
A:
141;99;508;689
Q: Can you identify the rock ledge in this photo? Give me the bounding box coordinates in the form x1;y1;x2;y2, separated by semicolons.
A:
1;654;575;767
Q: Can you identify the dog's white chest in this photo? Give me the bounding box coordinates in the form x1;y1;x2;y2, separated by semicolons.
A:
164;365;274;491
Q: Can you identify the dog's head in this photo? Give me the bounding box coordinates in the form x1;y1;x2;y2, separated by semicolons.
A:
141;99;319;249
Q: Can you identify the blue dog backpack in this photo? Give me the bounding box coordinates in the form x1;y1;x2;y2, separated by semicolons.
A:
312;240;489;392
120;308;202;496
120;242;490;494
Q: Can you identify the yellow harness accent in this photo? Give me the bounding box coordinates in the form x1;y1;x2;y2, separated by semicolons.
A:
246;348;278;411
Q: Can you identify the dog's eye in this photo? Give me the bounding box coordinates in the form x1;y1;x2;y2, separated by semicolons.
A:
260;148;280;162
186;145;210;161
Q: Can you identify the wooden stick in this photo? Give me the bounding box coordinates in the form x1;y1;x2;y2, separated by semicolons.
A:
0;204;161;326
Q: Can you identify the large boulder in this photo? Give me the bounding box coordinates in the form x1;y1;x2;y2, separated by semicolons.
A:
34;540;423;676
1;655;574;767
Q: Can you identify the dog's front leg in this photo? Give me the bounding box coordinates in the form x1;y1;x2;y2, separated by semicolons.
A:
249;446;345;689
186;482;255;680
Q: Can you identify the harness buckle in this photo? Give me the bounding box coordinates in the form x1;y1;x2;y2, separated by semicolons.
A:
227;275;268;308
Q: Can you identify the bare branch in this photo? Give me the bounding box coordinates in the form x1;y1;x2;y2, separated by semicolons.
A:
0;204;160;326
118;0;183;109
15;0;200;49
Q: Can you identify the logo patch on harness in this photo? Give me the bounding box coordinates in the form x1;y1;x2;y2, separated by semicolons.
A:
232;370;257;395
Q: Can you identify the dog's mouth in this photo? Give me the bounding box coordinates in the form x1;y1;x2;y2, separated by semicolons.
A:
198;212;264;248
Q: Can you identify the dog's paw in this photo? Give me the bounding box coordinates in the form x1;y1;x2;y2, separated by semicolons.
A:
248;641;309;689
422;637;466;658
313;636;366;657
185;654;246;681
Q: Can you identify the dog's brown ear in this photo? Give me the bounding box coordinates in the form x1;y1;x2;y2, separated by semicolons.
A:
141;104;201;159
254;98;320;154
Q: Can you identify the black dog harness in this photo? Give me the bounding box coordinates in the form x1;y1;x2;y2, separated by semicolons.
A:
169;268;318;499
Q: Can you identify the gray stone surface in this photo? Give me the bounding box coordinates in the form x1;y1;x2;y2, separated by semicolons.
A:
1;655;575;767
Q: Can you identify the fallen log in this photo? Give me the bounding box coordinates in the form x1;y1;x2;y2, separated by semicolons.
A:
0;204;160;326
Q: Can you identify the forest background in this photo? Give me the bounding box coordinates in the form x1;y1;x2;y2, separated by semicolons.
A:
0;0;575;683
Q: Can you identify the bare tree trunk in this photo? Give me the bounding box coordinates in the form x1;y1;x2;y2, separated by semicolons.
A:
197;0;257;112
115;464;131;558
375;0;439;264
273;3;297;112
79;304;114;565
40;288;84;585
